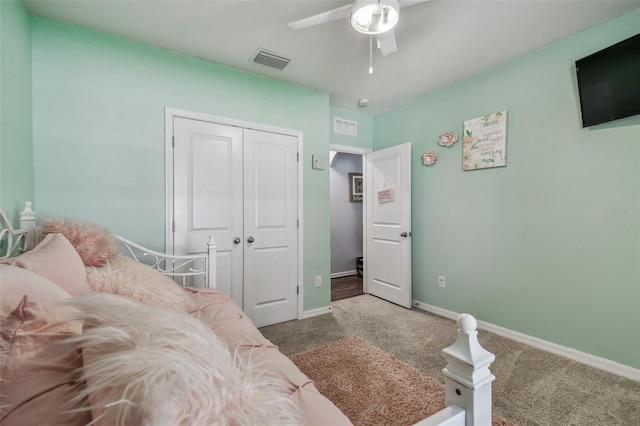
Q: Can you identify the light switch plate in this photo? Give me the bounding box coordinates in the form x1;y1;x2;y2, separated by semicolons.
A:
312;155;325;170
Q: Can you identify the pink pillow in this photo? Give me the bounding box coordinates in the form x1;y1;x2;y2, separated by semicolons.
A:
0;264;73;316
1;233;91;296
43;218;118;267
0;295;90;425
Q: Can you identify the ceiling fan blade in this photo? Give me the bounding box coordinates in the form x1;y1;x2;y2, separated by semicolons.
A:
379;29;397;56
288;4;353;30
399;0;431;8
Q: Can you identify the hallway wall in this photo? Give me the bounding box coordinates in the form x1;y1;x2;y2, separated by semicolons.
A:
330;152;363;276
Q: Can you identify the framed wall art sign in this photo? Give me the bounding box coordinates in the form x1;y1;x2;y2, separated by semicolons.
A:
349;173;363;202
462;111;507;171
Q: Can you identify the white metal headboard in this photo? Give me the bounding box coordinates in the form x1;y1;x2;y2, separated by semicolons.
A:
1;202;217;289
0;202;36;259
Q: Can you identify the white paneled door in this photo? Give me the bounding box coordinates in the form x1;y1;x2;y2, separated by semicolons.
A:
173;118;244;303
172;117;298;327
242;129;299;327
365;142;412;308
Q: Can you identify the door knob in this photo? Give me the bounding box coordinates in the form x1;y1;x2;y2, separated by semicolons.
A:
247;236;255;243
233;237;241;244
400;232;412;238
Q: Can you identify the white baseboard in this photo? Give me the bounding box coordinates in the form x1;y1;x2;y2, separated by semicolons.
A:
413;300;640;382
331;270;358;279
301;305;333;319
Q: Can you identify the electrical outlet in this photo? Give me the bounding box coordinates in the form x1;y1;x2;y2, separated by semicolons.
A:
439;275;446;288
315;275;322;287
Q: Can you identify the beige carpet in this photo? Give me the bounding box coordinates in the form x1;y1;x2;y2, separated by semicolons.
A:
290;336;514;426
263;295;640;425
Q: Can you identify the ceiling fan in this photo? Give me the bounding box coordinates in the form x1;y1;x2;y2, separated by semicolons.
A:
288;0;429;58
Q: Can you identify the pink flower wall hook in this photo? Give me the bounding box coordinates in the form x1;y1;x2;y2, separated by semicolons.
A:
438;131;458;148
422;151;438;166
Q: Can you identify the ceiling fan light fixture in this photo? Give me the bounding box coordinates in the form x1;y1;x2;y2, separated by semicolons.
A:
351;0;399;35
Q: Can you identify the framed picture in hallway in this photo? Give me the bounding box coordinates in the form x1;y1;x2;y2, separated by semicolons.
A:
349;173;363;202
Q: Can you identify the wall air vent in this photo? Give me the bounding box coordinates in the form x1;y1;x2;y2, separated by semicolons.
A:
251;49;291;71
333;117;358;136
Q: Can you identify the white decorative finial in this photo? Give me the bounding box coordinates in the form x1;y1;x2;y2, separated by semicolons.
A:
207;235;216;249
20;202;36;221
458;313;477;334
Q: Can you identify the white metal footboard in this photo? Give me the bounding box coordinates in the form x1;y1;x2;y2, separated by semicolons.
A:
414;314;495;426
115;235;217;288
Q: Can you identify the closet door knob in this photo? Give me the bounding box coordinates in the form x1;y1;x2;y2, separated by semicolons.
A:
233;237;241;244
247;236;255;243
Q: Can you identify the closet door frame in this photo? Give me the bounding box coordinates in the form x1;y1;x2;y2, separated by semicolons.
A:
164;107;304;321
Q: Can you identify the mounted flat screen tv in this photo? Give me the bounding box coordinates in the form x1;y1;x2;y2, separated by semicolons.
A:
575;33;640;127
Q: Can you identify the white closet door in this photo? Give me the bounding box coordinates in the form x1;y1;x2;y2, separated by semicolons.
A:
173;118;299;327
173;118;244;306
243;129;298;328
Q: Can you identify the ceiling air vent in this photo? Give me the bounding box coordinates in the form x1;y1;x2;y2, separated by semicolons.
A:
251;49;291;71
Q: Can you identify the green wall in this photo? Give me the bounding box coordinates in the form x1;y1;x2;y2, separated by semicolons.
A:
0;0;34;225
373;10;640;368
30;16;331;311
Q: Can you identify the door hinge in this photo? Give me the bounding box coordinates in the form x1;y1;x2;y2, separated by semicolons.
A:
297;152;299;162
297;219;299;228
172;136;175;148
297;285;299;295
172;221;175;232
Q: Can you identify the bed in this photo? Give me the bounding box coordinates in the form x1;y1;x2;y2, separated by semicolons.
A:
0;202;496;426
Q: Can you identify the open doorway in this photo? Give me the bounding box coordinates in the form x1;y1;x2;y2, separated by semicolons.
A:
329;145;370;301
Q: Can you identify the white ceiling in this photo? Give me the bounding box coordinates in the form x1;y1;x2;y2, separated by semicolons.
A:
25;0;640;115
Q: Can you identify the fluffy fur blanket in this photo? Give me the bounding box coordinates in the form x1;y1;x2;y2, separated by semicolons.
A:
85;256;195;312
63;293;299;425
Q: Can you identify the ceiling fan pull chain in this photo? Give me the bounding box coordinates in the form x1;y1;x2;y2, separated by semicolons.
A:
369;36;373;74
